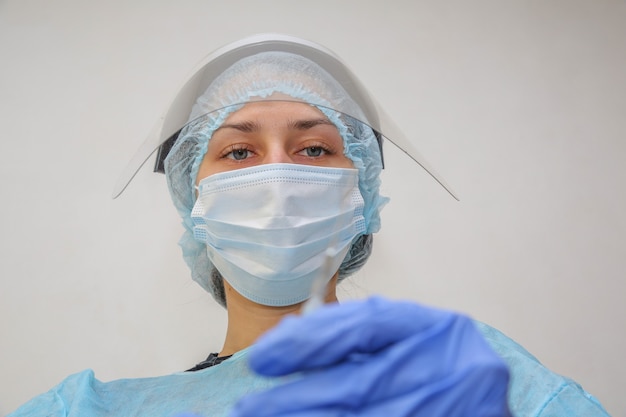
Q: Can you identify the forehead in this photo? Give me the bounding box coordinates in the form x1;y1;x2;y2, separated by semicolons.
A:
219;99;331;126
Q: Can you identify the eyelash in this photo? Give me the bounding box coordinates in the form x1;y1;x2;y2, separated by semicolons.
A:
218;142;337;161
299;143;334;157
221;144;252;161
298;145;331;158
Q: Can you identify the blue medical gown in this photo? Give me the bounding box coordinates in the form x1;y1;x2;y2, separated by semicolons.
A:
8;323;609;417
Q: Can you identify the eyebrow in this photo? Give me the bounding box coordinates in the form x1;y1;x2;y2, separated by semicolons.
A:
216;118;334;133
216;120;260;133
287;118;335;130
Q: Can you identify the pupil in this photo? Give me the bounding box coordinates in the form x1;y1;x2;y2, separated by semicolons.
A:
307;147;322;157
233;149;247;160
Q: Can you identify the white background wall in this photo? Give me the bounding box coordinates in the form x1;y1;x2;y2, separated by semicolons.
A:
1;1;624;415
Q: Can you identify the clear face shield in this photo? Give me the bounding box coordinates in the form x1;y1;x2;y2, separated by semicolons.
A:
112;33;457;200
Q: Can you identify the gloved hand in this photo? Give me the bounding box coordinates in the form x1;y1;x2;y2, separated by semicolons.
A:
230;296;511;417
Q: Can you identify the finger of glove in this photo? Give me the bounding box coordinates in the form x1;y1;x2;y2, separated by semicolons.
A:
235;317;509;417
250;296;455;376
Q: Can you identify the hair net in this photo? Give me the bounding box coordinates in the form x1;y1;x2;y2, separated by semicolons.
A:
164;51;387;307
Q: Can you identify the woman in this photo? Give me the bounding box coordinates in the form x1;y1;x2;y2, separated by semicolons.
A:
9;34;607;417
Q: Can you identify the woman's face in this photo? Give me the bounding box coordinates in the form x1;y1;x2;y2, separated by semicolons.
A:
196;100;354;183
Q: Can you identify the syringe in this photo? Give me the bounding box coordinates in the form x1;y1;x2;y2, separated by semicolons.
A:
301;248;335;315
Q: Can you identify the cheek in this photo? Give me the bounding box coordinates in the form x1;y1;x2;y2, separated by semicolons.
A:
338;157;355;169
196;140;224;185
339;148;355;168
195;153;221;187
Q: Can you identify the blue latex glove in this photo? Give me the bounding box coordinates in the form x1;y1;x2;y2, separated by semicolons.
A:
230;296;511;417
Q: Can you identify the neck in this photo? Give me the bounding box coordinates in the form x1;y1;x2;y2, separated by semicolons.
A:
219;275;339;357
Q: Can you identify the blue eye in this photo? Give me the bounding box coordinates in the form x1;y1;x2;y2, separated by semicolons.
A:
228;148;249;160
305;147;324;157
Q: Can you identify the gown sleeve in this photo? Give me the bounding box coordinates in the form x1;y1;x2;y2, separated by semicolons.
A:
6;370;99;417
475;322;610;417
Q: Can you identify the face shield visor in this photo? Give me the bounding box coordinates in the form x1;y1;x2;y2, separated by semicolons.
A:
112;33;457;200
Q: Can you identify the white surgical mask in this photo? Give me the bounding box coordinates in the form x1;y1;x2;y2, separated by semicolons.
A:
191;163;366;306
